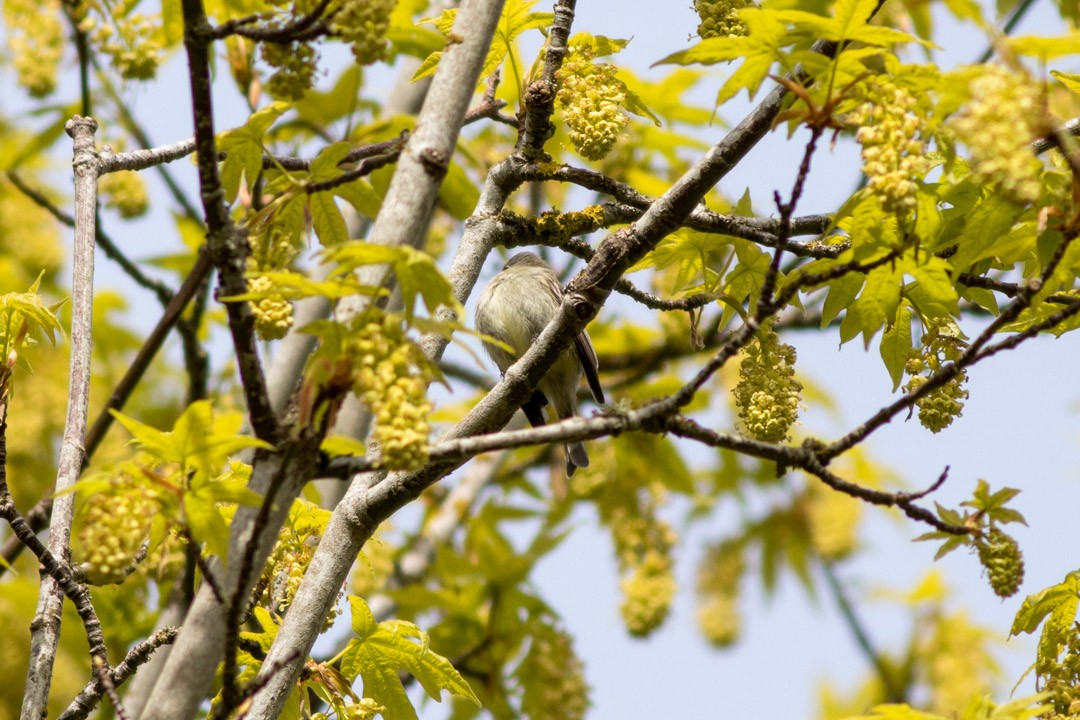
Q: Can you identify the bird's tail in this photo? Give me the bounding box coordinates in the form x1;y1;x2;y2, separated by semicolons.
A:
565;442;589;477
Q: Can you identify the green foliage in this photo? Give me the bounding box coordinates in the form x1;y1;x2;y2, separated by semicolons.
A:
413;0;554;95
340;597;479;720
0;273;63;397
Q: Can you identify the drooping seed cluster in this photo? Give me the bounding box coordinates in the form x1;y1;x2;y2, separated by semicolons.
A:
312;697;384;720
555;44;628;162
258;0;395;99
695;541;744;647
1038;625;1080;720
693;0;751;38
3;0;64;97
345;317;432;470
732;325;802;443
849;82;929;214
331;0;396;66
950;66;1044;204
610;501;677;637
246;221;302;341
247;274;294;341
99;170;150;219
73;0;163;80
975;527;1024;598
903;323;969;434
261;40;320;101
922;612;995;714
520;624;591;720
806;485;862;560
75;472;158;585
259;503;341;630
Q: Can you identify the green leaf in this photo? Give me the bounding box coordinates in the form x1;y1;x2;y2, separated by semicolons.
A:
183;494;231;561
908;256;959;319
948;193;1025;270
322;435;368;457
111;401;272;481
414;0;552;85
218;102;289;203
773;0;931;47
341;597;480;720
308;141;356;179
225;269;384;302
1006;32;1080;59
0;277;65;352
840;264;902;347
387;0;445;59
1052;69;1080;95
292;67;365;126
654;9;789;104
335;178;383;219
310;193;350;247
820;270;865;328
880;303;912;391
1010;573;1080;636
326;242;461;321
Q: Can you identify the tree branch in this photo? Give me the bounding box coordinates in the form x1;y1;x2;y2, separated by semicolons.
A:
58;627;180;720
22;116;108;720
179;0;278;443
246;1;512;715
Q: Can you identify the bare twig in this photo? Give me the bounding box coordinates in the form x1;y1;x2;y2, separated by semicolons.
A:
22;116;108;720
516;0;577;159
58;627;180;720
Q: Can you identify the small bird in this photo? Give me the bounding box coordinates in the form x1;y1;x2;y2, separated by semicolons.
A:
475;252;605;476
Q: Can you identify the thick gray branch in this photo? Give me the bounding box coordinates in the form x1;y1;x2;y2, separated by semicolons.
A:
245;1;509;716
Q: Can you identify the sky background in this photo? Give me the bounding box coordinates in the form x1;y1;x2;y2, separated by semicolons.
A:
4;0;1079;718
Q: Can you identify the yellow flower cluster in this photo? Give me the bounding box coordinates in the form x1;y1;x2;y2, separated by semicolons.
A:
695;541;744;647
732;325;802;443
247;274;294;341
806;485;862;560
555;45;628;162
620;550;677;637
346;318;432;470
75;473;158;585
99;170;150;219
610;504;677;637
4;0;64;97
260;527;341;631
903;323;968;434
1038;625;1080;720
975;527;1024;598
922;613;993;714
849;82;929;215
249;219;301;271
313;698;384;720
520;625;590;720
951;66;1044;204
694;0;751;38
331;0;395;66
262;40;319;100
73;0;162;80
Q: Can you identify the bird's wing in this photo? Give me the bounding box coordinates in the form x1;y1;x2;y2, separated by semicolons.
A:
574;332;605;404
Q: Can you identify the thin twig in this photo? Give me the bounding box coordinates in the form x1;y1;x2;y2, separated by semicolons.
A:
58;627;180;720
